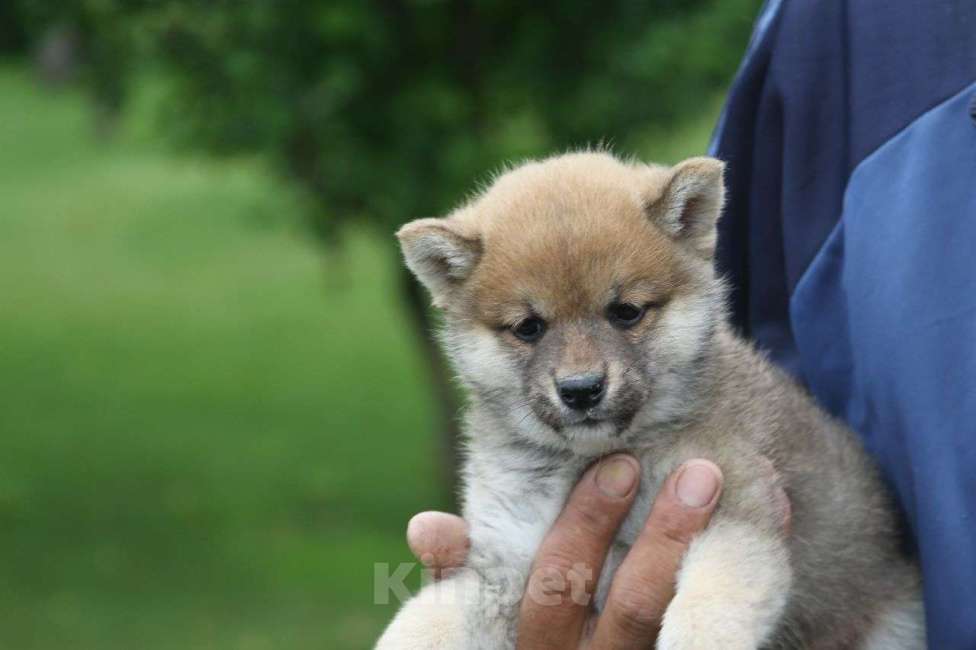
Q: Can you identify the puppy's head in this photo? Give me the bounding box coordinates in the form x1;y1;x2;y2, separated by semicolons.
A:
398;152;726;454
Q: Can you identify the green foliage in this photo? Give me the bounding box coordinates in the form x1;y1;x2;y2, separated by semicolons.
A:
11;1;760;240
13;1;135;113
149;1;760;237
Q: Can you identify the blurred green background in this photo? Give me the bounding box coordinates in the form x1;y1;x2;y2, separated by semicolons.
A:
0;2;758;648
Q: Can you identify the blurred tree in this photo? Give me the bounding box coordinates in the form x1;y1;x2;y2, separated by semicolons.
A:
10;0;760;502
13;0;135;135
0;2;30;54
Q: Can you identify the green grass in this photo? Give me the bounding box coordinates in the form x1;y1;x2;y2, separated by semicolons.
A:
0;63;440;649
0;61;718;649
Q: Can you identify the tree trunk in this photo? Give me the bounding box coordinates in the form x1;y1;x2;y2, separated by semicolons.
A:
34;24;81;87
399;264;462;510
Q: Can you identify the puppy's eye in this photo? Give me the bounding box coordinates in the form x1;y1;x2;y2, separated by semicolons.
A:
512;317;546;343
607;302;646;328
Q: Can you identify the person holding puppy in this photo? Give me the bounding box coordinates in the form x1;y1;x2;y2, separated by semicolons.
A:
401;1;976;647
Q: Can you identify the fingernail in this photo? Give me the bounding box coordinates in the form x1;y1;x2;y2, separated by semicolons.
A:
596;455;638;497
675;460;722;508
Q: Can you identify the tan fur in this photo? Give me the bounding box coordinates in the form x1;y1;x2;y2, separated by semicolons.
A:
401;153;686;324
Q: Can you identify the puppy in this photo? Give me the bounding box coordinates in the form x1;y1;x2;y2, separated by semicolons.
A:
377;152;924;649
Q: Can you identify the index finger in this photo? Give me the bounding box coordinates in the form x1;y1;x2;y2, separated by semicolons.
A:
517;454;640;649
589;460;723;649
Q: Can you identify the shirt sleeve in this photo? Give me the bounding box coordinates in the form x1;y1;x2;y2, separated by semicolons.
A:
710;1;976;646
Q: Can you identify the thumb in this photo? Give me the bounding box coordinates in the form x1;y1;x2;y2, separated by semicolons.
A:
406;511;470;578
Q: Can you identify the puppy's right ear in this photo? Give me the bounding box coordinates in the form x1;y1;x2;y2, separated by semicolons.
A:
397;218;482;307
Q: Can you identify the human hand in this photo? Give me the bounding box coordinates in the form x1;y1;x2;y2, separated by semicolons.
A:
406;455;789;649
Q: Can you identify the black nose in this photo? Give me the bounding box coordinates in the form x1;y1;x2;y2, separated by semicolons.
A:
557;374;606;411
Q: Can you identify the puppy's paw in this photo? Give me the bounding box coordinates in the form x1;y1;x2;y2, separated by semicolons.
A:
657;592;760;650
375;578;467;650
657;521;791;650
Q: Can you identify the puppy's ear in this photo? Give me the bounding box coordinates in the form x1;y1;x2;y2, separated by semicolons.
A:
397;217;482;307
644;157;725;258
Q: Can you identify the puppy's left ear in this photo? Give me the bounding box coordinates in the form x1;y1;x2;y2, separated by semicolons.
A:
644;157;725;259
397;217;482;308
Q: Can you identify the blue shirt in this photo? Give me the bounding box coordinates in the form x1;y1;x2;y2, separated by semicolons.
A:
710;1;976;647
